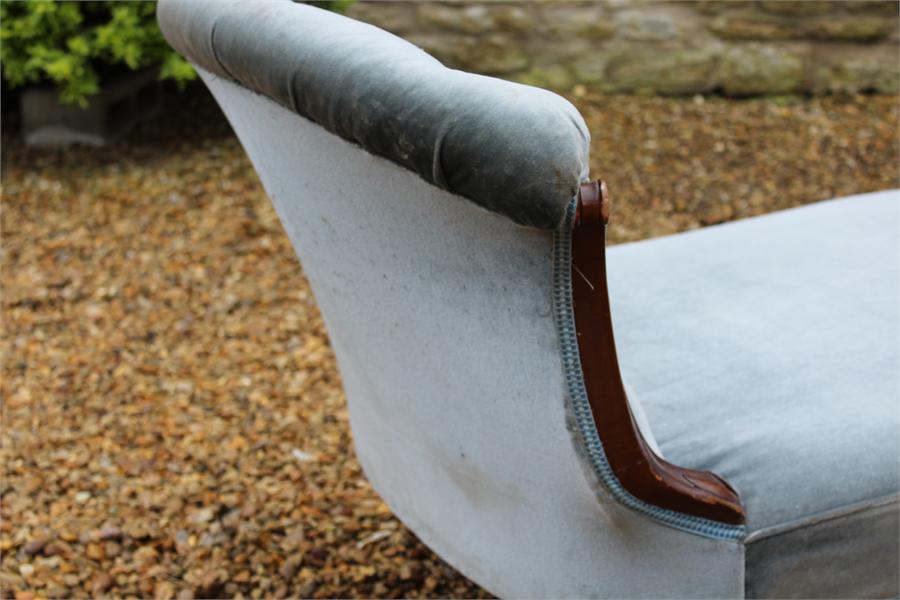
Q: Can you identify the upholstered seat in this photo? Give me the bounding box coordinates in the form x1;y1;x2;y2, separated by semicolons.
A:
609;192;899;597
158;0;899;597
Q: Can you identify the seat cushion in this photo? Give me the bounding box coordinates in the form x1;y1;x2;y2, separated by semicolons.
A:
608;190;899;598
157;0;589;229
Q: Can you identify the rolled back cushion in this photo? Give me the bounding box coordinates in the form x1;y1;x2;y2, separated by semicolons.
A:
157;0;590;229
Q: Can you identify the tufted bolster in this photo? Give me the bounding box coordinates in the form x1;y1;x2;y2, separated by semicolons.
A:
157;0;590;229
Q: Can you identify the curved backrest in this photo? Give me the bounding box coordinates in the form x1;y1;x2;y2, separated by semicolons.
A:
199;70;742;598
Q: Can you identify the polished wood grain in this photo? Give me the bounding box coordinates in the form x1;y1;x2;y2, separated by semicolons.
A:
572;180;746;525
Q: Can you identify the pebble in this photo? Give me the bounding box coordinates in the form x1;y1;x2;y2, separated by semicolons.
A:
98;525;122;540
22;539;47;556
104;541;122;558
291;448;316;462
92;573;113;595
233;571;251;583
86;543;105;561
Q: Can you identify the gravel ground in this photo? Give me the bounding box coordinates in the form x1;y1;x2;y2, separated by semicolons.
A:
2;91;897;599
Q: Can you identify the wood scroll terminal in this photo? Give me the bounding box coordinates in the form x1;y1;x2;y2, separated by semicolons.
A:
572;180;746;525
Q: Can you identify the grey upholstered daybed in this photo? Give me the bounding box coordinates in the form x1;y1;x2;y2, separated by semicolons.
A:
158;1;900;597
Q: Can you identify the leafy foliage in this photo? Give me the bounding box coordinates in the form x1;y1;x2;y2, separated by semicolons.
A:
309;0;357;14
0;1;195;107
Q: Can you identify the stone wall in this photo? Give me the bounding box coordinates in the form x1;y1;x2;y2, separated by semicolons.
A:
346;1;899;95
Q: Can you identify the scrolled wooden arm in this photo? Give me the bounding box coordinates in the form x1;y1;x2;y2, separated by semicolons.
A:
572;180;746;525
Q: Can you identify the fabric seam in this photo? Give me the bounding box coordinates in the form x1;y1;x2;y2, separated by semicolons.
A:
745;493;899;543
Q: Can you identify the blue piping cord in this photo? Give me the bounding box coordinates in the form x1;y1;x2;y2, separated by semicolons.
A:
552;198;746;542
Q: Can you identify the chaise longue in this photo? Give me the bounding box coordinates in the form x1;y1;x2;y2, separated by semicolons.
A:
158;1;899;597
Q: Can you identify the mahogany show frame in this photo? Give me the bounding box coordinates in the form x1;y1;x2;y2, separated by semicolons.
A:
571;180;746;525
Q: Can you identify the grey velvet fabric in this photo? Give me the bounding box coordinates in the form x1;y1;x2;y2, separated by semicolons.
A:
156;0;590;229
201;70;746;598
745;498;899;598
608;190;899;597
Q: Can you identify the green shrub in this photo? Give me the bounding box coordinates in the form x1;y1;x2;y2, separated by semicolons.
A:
1;1;356;108
0;1;194;107
309;0;358;14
